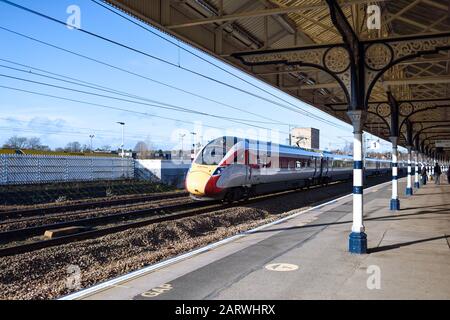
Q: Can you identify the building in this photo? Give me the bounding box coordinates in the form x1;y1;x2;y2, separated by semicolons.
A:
290;128;320;149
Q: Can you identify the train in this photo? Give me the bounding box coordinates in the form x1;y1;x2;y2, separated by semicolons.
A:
185;136;405;202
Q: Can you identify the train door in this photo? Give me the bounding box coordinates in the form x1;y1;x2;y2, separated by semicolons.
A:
251;140;261;185
244;139;250;184
314;157;320;181
328;158;332;176
230;139;250;186
319;157;328;182
324;157;330;178
245;139;260;185
319;157;324;181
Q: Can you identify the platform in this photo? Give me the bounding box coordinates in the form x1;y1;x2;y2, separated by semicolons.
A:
79;178;450;300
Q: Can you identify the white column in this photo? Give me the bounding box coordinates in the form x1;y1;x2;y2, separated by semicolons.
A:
352;131;364;233
347;111;367;254
390;137;400;210
406;147;413;196
414;151;420;188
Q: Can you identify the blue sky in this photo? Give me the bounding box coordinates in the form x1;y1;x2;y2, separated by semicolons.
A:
0;0;397;153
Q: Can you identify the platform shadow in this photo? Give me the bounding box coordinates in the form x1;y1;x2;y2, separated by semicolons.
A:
367;235;449;253
251;208;450;234
401;203;450;210
412;192;450;196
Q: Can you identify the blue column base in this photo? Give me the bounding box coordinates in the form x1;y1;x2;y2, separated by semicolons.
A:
414;182;420;189
405;187;413;196
390;199;400;211
349;232;367;254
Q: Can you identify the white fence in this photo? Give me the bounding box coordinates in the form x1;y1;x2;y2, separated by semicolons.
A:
0;154;134;185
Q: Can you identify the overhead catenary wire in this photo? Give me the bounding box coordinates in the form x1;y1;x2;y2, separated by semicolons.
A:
0;84;305;144
0;1;300;124
90;0;340;119
0;84;230;131
0;27;288;129
0;64;283;126
0;117;172;142
0;73;287;133
0;59;286;126
0;0;350;131
90;0;265;88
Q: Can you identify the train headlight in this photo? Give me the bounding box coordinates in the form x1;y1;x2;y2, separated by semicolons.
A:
213;166;226;176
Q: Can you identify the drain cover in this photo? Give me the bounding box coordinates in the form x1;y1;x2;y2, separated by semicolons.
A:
265;263;299;272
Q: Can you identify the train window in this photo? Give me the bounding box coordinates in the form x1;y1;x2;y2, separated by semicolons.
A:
237;150;246;164
196;137;236;165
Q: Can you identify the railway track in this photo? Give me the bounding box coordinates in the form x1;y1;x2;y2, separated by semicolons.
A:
0;181;340;257
0;200;222;257
0;191;188;219
0;175;395;257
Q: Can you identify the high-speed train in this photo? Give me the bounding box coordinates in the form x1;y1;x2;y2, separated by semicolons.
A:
186;136;404;201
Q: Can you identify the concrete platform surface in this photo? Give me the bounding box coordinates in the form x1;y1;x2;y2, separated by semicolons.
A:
81;178;450;300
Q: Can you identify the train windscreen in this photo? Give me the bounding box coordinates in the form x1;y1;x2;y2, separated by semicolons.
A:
195;137;239;165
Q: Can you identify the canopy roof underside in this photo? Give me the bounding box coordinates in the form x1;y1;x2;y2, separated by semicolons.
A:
104;0;450;155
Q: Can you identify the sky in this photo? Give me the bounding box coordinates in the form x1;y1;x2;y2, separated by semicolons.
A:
0;0;401;153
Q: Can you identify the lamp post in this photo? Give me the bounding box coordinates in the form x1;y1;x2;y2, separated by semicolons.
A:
190;132;197;161
179;133;186;160
117;122;125;158
89;134;95;152
288;124;292;146
363;133;370;165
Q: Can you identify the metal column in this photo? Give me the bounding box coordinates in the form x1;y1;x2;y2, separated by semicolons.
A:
406;147;413;196
414;151;420;189
347;111;367;254
390;137;400;210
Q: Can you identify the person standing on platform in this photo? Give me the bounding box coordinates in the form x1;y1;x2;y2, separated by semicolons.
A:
421;165;427;185
434;162;442;185
447;167;450;184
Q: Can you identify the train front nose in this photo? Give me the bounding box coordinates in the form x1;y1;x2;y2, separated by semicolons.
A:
186;170;211;196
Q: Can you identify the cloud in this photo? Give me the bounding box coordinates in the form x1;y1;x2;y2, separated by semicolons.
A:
27;117;69;132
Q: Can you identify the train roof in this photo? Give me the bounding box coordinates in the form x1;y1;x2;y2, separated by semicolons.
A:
206;137;391;162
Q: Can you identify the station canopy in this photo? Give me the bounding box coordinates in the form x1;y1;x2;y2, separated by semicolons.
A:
104;0;450;157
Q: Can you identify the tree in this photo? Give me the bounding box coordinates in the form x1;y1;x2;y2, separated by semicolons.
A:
3;136;28;149
145;136;154;152
65;141;82;152
2;136;49;150
100;145;111;152
81;144;91;153
134;141;150;159
343;141;354;155
24;137;50;151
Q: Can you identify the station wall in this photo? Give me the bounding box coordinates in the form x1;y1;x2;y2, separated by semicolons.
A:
135;159;191;189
